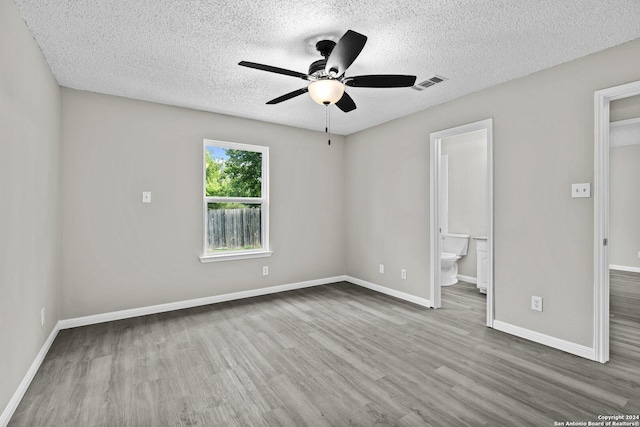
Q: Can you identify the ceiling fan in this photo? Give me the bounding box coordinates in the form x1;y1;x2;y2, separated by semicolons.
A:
238;30;417;112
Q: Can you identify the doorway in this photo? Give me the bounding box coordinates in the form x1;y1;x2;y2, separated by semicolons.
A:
594;80;640;363
429;119;494;327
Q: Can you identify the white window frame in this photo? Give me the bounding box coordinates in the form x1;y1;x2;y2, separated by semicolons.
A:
199;139;272;263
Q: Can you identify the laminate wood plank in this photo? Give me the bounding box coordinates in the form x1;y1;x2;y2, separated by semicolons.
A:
9;278;640;426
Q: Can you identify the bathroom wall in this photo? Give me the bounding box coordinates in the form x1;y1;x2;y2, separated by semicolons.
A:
441;130;488;279
609;96;640;270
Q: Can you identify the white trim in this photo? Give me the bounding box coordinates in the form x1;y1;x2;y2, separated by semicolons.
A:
609;264;640;274
200;250;273;263
429;128;441;308
59;276;346;329
457;274;477;284
594;79;640;364
493;320;595;361
1;324;60;427
429;119;494;328
346;276;431;308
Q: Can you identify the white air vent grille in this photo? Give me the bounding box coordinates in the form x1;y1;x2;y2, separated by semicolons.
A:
412;75;448;91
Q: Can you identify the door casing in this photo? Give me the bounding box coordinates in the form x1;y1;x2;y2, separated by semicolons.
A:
593;80;640;363
429;118;494;327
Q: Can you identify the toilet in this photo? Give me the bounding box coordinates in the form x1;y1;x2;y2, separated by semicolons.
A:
440;233;470;286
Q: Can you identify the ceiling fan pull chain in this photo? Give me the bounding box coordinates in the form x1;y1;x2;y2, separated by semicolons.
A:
326;104;331;145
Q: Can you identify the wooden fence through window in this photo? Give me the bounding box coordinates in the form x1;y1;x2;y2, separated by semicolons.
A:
206;208;261;251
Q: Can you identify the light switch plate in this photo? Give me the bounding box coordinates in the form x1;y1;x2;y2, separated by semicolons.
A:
142;191;151;203
571;183;590;198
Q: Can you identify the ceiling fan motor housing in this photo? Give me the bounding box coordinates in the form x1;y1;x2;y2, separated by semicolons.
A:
309;40;336;77
308;59;327;76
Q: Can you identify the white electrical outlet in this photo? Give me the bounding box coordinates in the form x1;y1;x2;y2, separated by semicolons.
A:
142;191;151;203
531;296;543;312
40;307;45;326
262;266;269;276
379;264;384;274
401;269;407;280
637;251;640;259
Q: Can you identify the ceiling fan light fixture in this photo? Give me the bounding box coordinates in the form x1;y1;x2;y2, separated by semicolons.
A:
308;79;345;105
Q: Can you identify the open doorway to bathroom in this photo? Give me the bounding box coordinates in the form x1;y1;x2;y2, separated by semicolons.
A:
430;119;494;327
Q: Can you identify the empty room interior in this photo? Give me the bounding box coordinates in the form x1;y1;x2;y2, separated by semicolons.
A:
2;0;640;425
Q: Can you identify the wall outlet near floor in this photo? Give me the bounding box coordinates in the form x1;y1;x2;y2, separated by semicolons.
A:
142;191;151;203
40;307;45;326
379;264;384;274
401;269;407;280
262;266;269;276
531;296;543;312
637;251;640;259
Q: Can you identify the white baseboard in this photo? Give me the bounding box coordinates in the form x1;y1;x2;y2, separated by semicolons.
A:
610;264;640;274
59;276;347;330
345;276;432;308
457;274;477;284
493;320;596;361
1;323;60;427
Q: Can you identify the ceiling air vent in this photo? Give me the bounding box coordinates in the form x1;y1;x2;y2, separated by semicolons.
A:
411;75;448;91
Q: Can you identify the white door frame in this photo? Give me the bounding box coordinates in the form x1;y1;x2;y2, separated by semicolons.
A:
593;80;640;363
429;118;494;327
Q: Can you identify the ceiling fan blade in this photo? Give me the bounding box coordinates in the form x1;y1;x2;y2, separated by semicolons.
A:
345;75;417;88
239;61;309;80
325;30;367;77
335;92;356;112
266;87;309;104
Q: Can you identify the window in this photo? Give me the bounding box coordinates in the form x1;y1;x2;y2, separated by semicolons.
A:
200;139;271;262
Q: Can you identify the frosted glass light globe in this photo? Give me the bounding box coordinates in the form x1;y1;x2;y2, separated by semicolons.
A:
308;79;345;105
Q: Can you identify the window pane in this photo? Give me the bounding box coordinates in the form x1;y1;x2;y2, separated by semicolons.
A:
206;147;262;198
205;203;262;252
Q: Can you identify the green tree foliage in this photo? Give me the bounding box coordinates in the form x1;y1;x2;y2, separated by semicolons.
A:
205;148;262;199
205;150;229;197
224;149;262;198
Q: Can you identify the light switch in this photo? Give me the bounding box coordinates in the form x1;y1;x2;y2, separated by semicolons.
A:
142;191;151;203
571;183;590;198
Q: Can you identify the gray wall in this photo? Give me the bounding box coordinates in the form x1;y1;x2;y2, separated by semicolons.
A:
441;131;488;278
60;89;346;319
0;0;61;416
346;38;640;347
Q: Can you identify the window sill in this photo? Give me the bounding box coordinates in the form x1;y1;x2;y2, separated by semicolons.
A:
199;250;273;263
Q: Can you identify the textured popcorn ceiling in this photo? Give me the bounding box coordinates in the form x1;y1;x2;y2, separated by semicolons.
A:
13;0;640;135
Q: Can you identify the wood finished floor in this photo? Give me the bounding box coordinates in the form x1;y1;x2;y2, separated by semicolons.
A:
9;279;640;426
